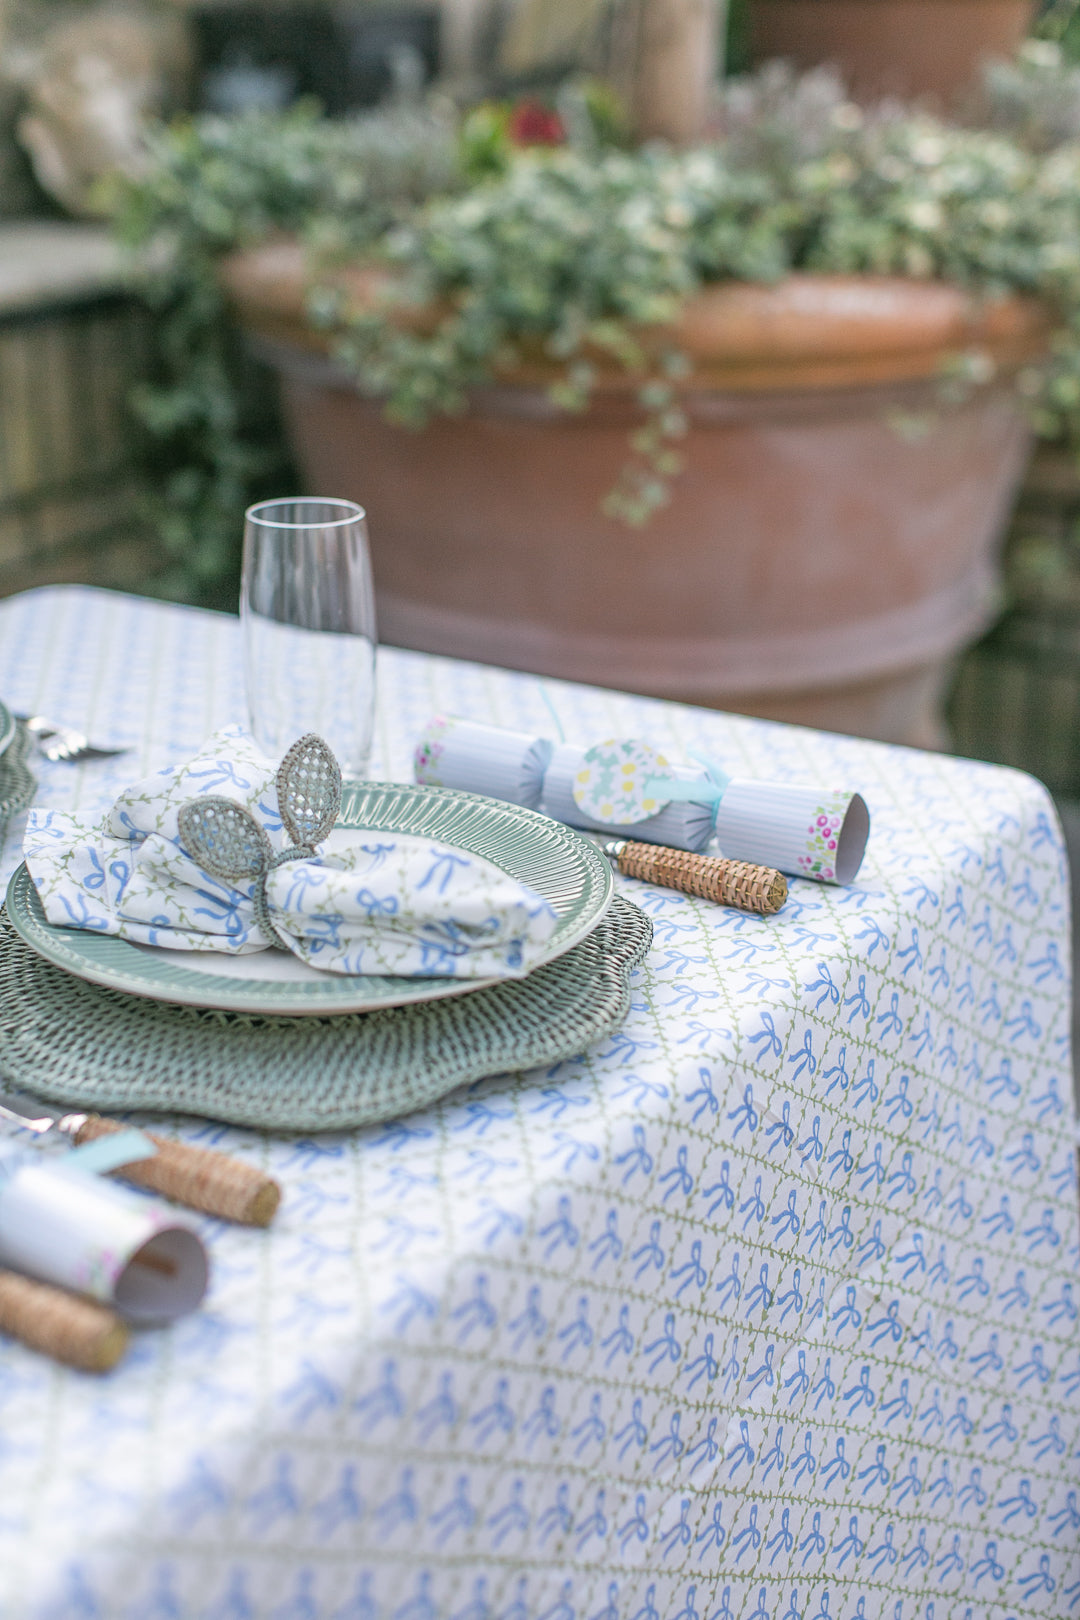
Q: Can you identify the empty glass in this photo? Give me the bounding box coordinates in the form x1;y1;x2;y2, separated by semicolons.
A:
241;498;377;777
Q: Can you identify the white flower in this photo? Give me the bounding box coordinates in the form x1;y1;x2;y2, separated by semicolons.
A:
906;199;944;231
979;140;1026;179
619;198;658;233
961;348;996;384
1041;243;1078;270
683;153;718;188
455;196;489;229
1019;39;1062;69
1039;150;1080;196
910;133;946;166
830;102;863;131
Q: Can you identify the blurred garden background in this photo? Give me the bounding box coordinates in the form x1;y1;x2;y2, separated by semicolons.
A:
8;0;1080;1020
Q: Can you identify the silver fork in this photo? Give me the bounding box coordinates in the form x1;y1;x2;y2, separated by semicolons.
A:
17;714;131;764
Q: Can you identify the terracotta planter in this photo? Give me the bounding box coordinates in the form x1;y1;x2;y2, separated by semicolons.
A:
750;0;1035;107
222;243;1047;745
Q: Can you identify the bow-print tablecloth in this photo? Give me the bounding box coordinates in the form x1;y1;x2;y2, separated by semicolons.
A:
0;585;1076;1620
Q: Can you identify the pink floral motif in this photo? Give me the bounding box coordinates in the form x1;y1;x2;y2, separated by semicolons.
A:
796;794;849;881
413;716;450;784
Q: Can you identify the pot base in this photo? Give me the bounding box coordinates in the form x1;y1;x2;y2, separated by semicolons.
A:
382;585;957;747
375;555;994;705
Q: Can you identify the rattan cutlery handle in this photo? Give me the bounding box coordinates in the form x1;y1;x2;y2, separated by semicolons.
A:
0;1266;128;1372
73;1118;281;1227
612;841;788;916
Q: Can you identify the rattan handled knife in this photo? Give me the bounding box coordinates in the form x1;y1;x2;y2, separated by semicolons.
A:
0;1266;128;1372
596;839;788;916
0;1091;281;1226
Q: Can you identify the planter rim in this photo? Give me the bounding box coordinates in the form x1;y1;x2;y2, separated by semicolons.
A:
220;239;1049;396
252;331;1021;424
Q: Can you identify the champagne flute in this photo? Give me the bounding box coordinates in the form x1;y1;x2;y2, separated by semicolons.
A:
241;498;377;777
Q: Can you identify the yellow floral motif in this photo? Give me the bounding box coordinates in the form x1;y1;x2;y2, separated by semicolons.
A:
571;738;674;826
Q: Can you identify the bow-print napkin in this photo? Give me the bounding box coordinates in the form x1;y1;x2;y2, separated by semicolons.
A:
23;726;558;979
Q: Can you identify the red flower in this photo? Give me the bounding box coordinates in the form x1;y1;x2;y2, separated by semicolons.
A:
507;99;565;147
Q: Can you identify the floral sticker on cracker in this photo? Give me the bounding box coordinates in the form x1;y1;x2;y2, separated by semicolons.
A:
571;739;675;826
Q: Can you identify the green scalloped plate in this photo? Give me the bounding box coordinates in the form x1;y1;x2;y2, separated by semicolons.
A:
0;702;14;761
5;781;613;1016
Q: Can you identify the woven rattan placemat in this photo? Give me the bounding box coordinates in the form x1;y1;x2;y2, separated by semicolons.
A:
0;723;34;847
0;895;652;1131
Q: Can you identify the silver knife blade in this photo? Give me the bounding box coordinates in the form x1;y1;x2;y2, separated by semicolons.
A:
0;1088;87;1137
576;831;627;863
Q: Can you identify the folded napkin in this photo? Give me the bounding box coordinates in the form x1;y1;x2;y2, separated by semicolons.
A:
23;726;558;979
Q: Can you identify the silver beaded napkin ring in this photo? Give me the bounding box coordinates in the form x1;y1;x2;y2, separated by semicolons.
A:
177;734;342;950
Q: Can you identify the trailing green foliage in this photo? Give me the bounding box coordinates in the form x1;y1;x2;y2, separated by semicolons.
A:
116;102;462;602
120;48;1080;597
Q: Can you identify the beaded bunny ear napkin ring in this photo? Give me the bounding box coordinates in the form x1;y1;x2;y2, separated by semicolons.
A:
177;734;342;949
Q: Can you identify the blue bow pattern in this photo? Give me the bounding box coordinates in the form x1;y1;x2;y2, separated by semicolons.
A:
0;589;1077;1619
